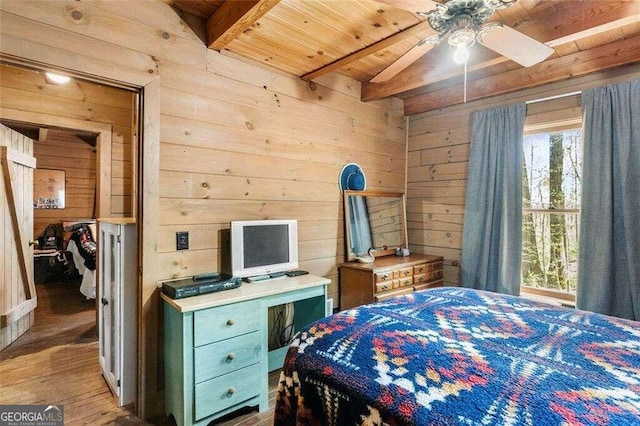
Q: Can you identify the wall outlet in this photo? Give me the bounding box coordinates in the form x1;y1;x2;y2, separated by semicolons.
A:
176;231;189;250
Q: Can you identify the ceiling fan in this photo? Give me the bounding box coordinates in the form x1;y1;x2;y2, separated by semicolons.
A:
371;0;554;83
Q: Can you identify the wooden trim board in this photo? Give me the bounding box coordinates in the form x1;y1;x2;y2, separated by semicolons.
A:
1;298;37;328
1;146;36;298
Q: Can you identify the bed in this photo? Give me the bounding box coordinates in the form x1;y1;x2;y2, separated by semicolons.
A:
64;221;97;299
33;221;97;299
275;287;640;425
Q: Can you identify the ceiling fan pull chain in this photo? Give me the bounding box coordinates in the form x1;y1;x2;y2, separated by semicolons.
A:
463;60;467;104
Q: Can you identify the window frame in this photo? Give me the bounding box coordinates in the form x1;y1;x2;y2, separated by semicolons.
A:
521;100;583;303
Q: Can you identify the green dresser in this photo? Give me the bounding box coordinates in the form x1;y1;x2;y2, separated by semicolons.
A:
163;274;329;426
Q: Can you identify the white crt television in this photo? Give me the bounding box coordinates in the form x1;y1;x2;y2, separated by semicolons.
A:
230;219;298;278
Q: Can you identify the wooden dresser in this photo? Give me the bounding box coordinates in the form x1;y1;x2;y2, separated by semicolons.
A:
339;254;444;310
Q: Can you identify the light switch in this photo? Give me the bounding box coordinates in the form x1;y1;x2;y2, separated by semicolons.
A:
176;232;189;250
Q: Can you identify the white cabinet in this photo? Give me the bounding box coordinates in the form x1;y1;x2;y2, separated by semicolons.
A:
98;218;137;407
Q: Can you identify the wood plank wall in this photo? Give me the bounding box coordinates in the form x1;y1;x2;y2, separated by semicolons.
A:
407;64;640;287
157;59;405;300
32;130;96;238
0;0;405;417
0;63;135;223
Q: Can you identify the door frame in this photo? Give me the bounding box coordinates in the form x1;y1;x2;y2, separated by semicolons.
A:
0;111;113;218
0;56;160;417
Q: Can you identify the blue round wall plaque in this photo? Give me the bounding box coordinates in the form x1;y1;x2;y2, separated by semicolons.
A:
339;163;367;192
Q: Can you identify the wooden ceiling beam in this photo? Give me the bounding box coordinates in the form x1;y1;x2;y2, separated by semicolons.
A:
362;1;640;101
207;0;281;50
165;0;222;19
402;33;640;115
301;20;435;82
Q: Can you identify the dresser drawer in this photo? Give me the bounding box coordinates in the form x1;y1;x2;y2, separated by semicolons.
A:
429;261;444;272
375;280;394;293
374;287;412;303
194;331;262;383
194;363;261;421
395;267;412;278
413;263;426;275
398;276;413;287
414;273;426;284
414;281;443;292
427;270;443;282
194;300;261;347
374;271;393;283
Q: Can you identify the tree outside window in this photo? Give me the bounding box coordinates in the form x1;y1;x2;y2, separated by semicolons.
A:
522;129;582;296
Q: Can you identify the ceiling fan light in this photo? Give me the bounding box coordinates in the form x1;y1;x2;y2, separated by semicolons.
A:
448;26;475;47
453;43;470;64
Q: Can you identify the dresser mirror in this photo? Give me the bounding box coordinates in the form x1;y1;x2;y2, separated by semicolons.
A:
343;190;408;261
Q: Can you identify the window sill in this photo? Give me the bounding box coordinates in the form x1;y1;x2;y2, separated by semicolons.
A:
520;292;576;309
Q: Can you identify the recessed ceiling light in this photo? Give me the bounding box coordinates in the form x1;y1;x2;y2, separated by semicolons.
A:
45;72;71;84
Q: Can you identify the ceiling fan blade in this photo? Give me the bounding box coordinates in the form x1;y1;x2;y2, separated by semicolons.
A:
479;25;554;67
374;0;439;14
371;36;439;83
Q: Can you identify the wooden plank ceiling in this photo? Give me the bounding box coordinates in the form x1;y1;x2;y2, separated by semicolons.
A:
168;0;640;115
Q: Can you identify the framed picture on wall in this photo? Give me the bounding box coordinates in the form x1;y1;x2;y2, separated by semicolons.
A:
34;169;66;209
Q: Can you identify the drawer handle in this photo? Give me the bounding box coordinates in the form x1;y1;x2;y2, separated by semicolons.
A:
226;319;235;326
227;387;236;397
226;353;235;362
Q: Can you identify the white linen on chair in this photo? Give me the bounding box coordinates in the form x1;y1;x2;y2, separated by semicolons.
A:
67;239;96;299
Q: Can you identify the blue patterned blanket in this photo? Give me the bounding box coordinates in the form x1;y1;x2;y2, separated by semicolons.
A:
275;287;640;425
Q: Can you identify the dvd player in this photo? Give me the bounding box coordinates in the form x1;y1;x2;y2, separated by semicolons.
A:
162;272;242;299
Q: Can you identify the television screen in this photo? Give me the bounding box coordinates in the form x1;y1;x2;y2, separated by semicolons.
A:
243;224;290;268
230;219;298;278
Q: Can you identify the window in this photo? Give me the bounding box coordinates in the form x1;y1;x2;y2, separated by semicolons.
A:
521;128;582;300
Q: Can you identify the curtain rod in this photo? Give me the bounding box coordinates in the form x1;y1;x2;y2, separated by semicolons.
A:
525;90;581;105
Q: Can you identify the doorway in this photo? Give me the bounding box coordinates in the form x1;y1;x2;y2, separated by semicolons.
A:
0;62;140;420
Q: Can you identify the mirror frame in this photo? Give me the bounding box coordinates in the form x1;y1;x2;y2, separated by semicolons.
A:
343;190;408;261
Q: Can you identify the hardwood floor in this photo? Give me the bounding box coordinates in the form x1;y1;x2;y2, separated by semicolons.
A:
0;280;277;425
0;280;143;424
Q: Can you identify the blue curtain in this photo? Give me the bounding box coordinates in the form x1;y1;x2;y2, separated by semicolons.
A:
577;80;640;320
461;103;526;295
